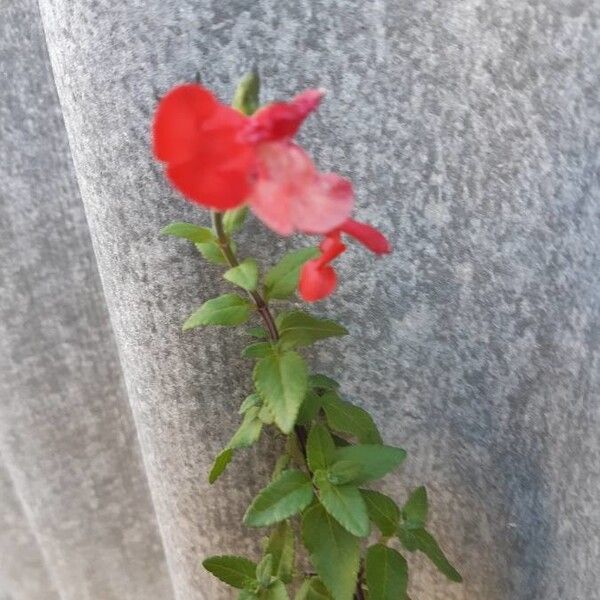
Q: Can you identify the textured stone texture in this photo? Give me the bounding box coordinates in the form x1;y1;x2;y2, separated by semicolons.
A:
0;459;59;600
0;2;173;599
1;0;599;599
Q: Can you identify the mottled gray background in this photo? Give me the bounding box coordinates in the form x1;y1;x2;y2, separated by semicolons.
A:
1;1;599;599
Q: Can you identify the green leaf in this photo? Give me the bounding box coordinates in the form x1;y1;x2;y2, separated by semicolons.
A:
313;471;369;537
239;394;261;414
239;591;259;600
278;311;348;349
232;70;260;116
209;448;233;484
326;461;363;486
256;554;273;587
306;424;335;473
271;455;290;481
295;578;333;599
365;544;408;600
196;240;228;264
224;258;259;291
361;490;400;537
223;206;249;234
402;486;428;529
296;390;322;426
203;555;257;589
183;294;252;329
308;374;340;391
244;470;314;527
243;342;275;359
254;351;308;433
228;407;263;449
264;248;319;299
301;504;360;600
265;521;294;583
259;404;275;425
321;392;382;444
397;525;418;552
332;445;407;485
248;326;268;339
161;222;214;244
262;580;290;600
405;528;462;583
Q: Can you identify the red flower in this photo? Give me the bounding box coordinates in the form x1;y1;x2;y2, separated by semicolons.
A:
153;84;254;210
153;84;353;233
299;220;391;302
241;89;324;144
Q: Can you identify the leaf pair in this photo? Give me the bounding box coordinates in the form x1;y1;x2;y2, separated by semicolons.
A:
209;399;264;484
161;221;235;265
364;486;462;583
306;424;406;539
203;552;290;599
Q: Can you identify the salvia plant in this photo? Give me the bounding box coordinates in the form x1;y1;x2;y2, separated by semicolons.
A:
153;72;461;600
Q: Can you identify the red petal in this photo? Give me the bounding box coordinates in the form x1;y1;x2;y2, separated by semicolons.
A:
241;89;324;143
166;151;253;210
339;219;391;254
317;232;346;266
299;260;337;302
153;84;218;163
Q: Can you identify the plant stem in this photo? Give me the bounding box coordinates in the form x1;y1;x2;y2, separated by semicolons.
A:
211;211;279;341
212;210;365;592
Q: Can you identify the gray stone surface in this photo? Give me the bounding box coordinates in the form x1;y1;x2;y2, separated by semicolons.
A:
0;2;173;599
1;0;598;599
0;459;59;600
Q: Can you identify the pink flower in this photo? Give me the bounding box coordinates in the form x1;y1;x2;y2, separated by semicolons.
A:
247;141;354;236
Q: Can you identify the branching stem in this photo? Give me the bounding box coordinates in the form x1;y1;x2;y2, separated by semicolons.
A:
212;209;360;592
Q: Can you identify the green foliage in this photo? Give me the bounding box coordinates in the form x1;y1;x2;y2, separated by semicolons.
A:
331;444;406;485
161;221;214;243
209;449;233;484
254;351;308;433
295;578;332;599
195;240;230;264
302;504;360;600
277;311;348;349
321;391;382;444
398;526;462;582
308;374;340;391
296;390;322;425
163;180;462;599
264;248;319;299
306;423;335;472
184;293;252;329
225;258;259;291
402;486;428;528
243;342;275;359
361;490;400;537
325;460;362;486
248;326;268;339
244;470;314;527
223;206;249;234
265;521;294;583
262;580;290;600
256;554;273;587
228;406;263;449
239;394;261;414
313;470;370;537
365;544;408;600
232;70;260;116
202;555;257;589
